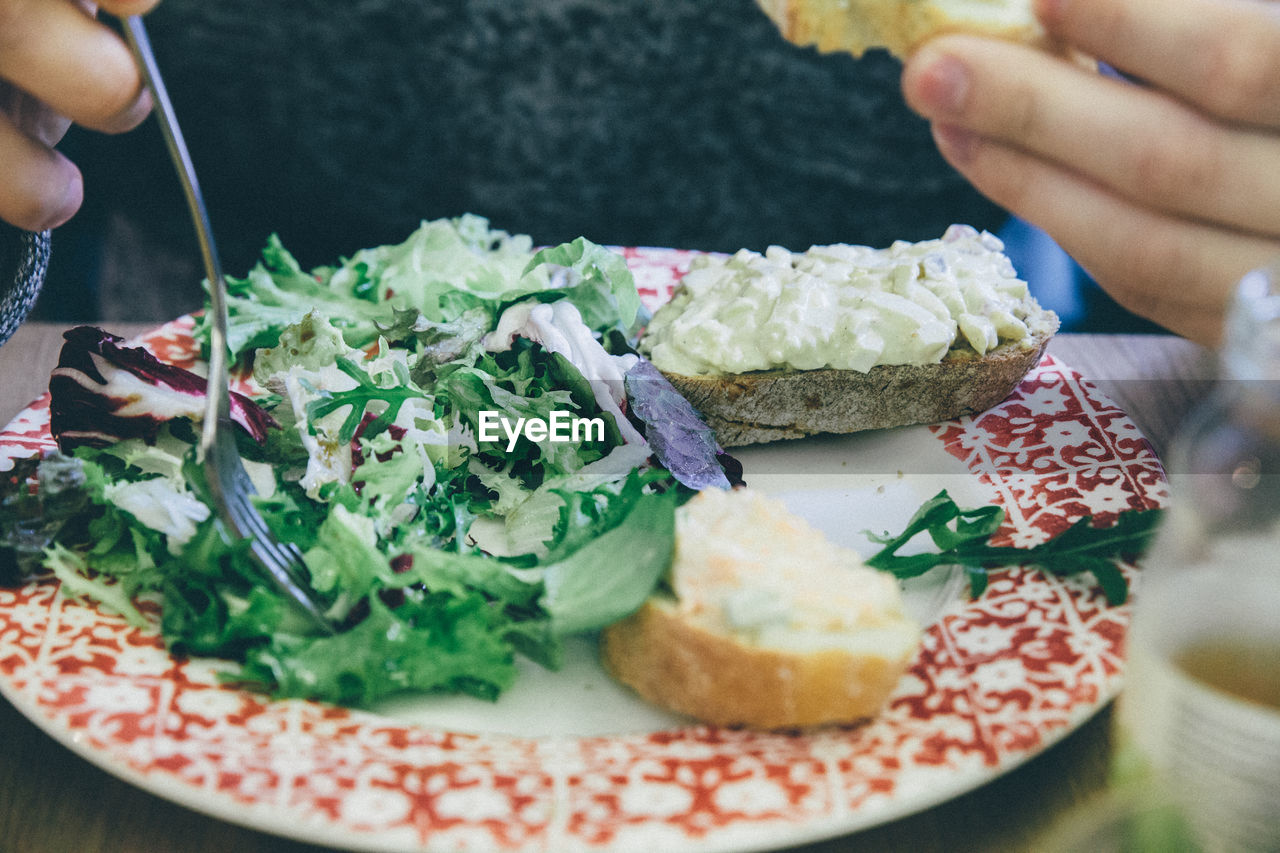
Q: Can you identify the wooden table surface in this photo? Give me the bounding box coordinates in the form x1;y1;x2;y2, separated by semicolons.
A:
0;324;1215;853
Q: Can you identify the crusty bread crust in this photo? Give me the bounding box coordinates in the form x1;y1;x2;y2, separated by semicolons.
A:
756;0;1050;58
661;309;1057;447
600;595;915;729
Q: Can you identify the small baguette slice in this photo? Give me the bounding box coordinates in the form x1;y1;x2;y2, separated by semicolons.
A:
601;595;914;729
755;0;1050;58
600;488;920;730
661;311;1057;448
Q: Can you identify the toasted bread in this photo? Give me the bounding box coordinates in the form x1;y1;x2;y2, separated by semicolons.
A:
600;488;920;729
756;0;1051;58
662;311;1056;447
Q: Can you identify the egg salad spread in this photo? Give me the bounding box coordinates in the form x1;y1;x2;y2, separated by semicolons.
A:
642;224;1052;376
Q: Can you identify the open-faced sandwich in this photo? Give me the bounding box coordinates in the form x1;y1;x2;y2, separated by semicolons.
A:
640;225;1059;447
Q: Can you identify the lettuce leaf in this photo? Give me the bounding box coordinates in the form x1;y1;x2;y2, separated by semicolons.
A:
208;236;395;357
522;237;646;335
539;471;679;636
238;592;517;705
346;214;546;320
199;216;544;358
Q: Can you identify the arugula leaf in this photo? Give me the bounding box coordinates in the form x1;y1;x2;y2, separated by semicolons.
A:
304;356;425;444
865;490;1163;604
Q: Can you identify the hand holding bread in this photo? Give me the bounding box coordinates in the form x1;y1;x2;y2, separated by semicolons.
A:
759;0;1280;346
905;1;1280;345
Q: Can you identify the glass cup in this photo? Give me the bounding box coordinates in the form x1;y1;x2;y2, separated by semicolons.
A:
1113;262;1280;852
1047;263;1280;852
1116;562;1280;851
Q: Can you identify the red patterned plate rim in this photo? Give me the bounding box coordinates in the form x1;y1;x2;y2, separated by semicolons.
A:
0;247;1169;852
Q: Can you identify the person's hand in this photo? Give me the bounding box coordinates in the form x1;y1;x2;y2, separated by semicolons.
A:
901;0;1280;346
0;0;160;233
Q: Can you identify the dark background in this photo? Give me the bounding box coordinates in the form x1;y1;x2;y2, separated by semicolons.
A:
34;0;1157;332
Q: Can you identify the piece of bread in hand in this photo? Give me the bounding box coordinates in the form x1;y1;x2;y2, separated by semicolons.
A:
640;226;1059;447
755;0;1050;58
600;488;920;730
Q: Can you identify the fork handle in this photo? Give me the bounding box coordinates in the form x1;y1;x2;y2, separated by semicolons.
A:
121;16;232;459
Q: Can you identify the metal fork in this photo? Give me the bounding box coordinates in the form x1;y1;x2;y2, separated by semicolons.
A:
122;16;334;635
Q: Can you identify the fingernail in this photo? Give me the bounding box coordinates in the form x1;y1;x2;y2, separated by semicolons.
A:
932;123;978;165
41;162;84;230
101;88;154;135
910;48;970;116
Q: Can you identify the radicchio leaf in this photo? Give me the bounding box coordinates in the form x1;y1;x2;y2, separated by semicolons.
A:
48;325;277;451
623;356;740;491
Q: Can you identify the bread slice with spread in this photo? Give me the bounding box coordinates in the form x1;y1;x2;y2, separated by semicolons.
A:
639;225;1058;447
755;0;1050;58
600;488;920;729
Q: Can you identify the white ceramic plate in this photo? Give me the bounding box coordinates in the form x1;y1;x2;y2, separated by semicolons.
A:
0;248;1167;852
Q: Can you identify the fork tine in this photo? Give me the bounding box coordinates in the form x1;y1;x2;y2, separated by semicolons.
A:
215;451;333;630
123;16;334;636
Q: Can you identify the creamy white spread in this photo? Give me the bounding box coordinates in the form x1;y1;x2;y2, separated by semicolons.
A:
642;224;1050;376
671;488;917;653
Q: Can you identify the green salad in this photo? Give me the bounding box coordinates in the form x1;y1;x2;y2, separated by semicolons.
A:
8;215;738;707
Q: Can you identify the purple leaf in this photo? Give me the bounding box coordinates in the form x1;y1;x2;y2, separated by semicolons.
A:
624;356;739;491
49;326;276;450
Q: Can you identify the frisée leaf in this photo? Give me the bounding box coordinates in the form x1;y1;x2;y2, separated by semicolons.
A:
237;590;519;705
